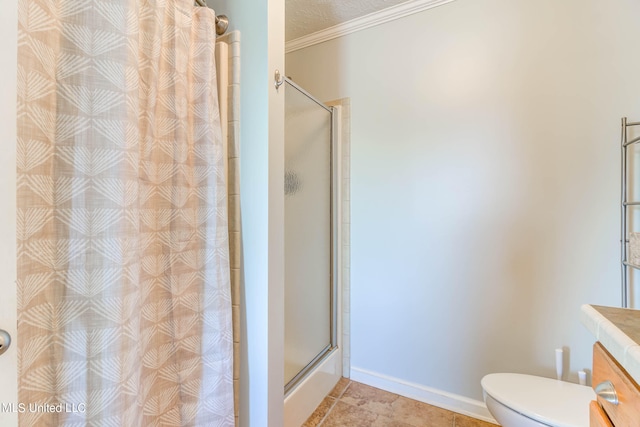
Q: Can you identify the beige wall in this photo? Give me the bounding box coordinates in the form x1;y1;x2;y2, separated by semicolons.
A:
286;0;640;402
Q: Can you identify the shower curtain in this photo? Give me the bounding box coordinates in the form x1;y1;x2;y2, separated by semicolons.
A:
16;0;234;425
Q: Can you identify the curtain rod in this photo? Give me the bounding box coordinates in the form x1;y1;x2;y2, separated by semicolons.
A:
194;0;229;35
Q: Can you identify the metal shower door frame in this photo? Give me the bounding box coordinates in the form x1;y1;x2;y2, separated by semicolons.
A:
283;77;339;394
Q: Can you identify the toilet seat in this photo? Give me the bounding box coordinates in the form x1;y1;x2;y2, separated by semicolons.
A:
481;373;595;427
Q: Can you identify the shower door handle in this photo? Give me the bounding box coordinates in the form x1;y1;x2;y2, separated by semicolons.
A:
0;329;10;356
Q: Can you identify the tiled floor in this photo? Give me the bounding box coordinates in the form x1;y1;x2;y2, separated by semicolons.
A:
303;379;499;427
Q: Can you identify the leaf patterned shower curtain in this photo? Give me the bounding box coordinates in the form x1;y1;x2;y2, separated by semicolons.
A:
16;0;234;425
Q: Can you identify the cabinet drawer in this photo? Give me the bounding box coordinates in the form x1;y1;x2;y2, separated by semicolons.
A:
592;342;640;426
590;400;613;427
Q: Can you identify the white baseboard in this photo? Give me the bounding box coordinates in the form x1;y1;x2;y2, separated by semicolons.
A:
350;367;497;424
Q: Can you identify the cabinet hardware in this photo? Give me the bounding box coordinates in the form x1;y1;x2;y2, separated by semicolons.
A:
595;380;619;406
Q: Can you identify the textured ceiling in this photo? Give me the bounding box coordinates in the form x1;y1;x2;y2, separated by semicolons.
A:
286;0;410;41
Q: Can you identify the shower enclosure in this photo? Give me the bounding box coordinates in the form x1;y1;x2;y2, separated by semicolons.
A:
283;77;341;423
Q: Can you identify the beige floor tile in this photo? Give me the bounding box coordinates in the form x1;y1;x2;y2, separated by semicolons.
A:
305;381;497;427
320;401;379;427
340;382;399;417
328;377;350;398
371;415;415;427
302;396;336;427
453;414;499;427
389;396;454;427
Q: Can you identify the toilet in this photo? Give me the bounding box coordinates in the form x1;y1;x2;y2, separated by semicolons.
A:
481;373;595;427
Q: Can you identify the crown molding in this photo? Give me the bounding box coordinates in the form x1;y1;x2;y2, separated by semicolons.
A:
285;0;456;54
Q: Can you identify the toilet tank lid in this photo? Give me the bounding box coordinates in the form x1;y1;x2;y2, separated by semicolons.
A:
481;373;595;427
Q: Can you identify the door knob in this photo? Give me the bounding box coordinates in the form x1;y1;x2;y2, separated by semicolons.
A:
0;329;11;356
595;380;618;405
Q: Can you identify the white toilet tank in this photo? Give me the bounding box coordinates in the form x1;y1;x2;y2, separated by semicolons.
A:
481;373;595;427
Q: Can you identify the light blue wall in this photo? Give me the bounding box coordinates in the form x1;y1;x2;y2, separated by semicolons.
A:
287;0;639;402
0;0;18;423
207;1;285;425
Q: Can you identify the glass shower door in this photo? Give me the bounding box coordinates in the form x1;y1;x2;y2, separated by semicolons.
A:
284;79;334;390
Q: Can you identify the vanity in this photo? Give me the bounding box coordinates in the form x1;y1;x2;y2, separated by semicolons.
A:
581;305;640;426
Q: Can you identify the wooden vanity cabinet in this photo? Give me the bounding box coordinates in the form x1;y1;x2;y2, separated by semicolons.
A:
590;400;613;427
590;342;640;427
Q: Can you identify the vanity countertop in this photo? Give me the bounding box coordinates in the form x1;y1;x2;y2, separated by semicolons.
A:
581;304;640;385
